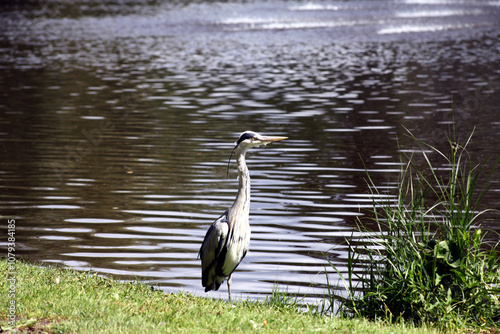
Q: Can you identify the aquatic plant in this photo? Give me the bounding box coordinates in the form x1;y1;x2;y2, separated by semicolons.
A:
330;128;500;329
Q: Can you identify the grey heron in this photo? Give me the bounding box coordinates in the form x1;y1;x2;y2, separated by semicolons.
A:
199;131;287;302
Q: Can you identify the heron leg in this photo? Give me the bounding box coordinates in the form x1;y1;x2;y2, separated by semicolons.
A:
227;274;232;304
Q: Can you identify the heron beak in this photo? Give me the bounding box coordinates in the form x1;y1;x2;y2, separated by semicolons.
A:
258;136;288;144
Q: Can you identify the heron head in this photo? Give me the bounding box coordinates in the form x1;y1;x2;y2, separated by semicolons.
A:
226;131;287;178
235;131;288;149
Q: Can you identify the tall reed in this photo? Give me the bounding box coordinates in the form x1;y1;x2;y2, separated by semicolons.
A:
331;128;500;329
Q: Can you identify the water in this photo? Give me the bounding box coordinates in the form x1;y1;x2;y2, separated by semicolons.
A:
1;0;500;304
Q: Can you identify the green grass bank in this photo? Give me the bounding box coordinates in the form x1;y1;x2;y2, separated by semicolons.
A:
0;259;442;334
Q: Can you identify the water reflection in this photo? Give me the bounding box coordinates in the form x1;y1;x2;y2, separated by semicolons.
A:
1;0;499;303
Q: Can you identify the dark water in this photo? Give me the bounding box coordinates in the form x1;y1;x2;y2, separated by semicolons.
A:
1;0;500;304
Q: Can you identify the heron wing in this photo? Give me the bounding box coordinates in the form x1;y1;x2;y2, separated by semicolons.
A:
199;210;229;288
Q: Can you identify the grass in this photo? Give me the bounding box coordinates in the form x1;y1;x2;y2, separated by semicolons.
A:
330;128;500;331
0;259;443;334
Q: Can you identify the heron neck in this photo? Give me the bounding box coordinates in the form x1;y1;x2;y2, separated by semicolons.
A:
230;151;251;220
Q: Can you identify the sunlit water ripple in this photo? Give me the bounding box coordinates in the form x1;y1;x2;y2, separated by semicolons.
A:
1;0;500;304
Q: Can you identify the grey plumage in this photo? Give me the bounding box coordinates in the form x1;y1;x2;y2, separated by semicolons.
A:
199;131;287;302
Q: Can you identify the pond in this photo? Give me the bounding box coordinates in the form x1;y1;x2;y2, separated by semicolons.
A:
1;0;500;304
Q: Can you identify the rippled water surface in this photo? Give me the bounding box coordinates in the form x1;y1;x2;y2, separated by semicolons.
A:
1;0;500;303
